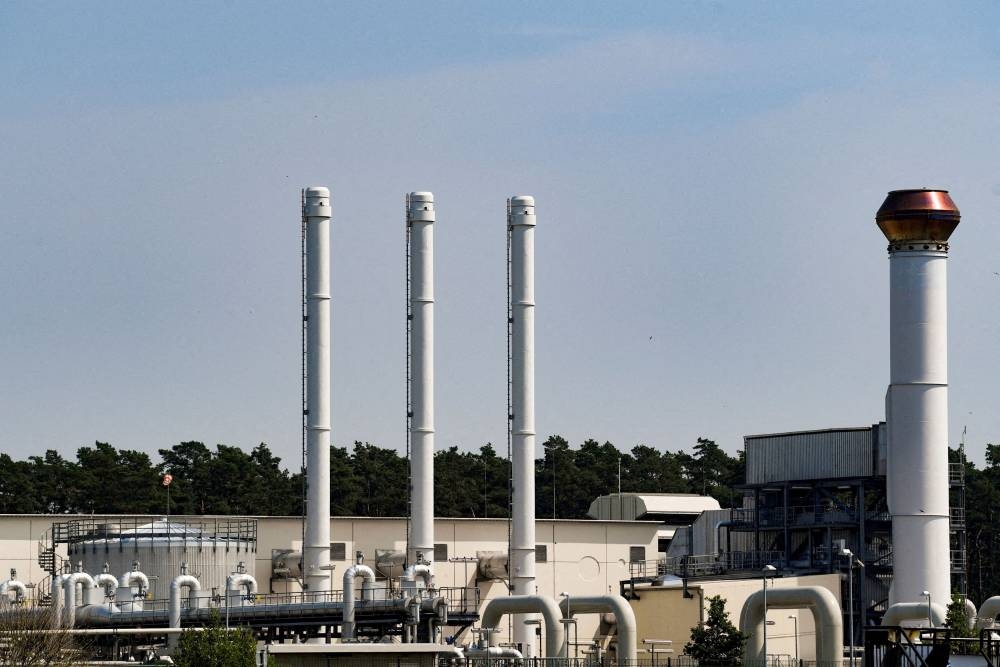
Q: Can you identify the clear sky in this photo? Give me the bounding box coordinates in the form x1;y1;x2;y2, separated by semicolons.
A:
2;1;999;470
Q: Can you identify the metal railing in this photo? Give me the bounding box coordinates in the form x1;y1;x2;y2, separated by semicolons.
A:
629;551;785;580
949;463;965;486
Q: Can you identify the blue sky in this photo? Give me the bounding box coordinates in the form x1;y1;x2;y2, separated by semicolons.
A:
2;1;999;470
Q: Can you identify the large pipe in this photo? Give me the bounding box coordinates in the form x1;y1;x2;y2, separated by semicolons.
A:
481;595;564;658
303;186;333;594
91;573;119;606
168;573;202;649
976;596;1000;629
408;192;436;568
0;578;27;605
558;595;638;665
341;560;376;640
882;601;947;627
403;563;434;589
225;572;257;606
739;586;842;666
63;572;95;629
117;567;149;612
877;189;960;606
508;195;537;655
50;573;70;629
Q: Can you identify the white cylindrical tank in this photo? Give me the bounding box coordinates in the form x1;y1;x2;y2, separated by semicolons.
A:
303;186;333;594
876;189;960;607
66;518;254;598
408;192;435;567
509;195;537;655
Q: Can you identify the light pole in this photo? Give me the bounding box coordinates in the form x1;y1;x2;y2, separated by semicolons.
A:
922;590;932;627
787;615;799;665
840;548;863;667
762;564;776;667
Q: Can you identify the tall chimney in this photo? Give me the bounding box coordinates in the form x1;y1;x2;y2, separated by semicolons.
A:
408;192;435;567
509;195;537;655
877;189;960;607
303;186;333;593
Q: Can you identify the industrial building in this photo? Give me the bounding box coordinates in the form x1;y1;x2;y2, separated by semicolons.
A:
0;187;987;667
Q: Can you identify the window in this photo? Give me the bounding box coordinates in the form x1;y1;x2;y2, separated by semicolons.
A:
434;543;448;562
535;545;548;563
629;546;646;562
330;542;347;561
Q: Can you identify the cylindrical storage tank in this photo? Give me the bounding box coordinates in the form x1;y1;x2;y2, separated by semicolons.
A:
65;518;256;599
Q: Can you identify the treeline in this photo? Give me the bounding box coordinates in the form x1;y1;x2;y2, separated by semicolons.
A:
955;444;1000;604
0;436;742;518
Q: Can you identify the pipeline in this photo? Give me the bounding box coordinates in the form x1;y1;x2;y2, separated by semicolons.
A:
117;566;149;612
977;596;1000;629
92;573;119;606
63;572;95;629
558;595;637;665
342;559;376;640
480;594;564;658
0;578;28;605
403;563;434;589
50;573;70;629
168;573;202;649
882;601;947;627
740;586;842;666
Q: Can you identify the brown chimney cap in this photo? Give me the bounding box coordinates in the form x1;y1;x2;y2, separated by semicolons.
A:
876;189;960;221
876;188;960;244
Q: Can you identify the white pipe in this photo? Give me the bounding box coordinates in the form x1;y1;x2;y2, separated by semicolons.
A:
341;563;375;639
63;572;95;629
303;186;333;594
976;596;1000;629
408;191;435;568
403;563;434;589
739;586;842;666
509;195;537;656
225;573;257;606
168;574;202;649
882;601;947;627
966;598;978;627
0;579;27;605
466;646;525;659
558;595;638;665
116;568;149;612
50;573;70;629
91;573;118;605
481;594;564;658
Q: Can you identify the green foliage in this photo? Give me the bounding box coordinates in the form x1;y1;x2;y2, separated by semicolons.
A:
945;593;973;637
173;612;257;667
0;434;744;519
685;595;746;664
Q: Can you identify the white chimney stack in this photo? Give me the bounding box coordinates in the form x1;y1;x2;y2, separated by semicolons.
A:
303;186;333;594
877;189;960;608
408;192;436;567
509;195;537;655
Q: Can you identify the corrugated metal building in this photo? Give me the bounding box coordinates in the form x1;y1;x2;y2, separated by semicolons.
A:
744;425;887;484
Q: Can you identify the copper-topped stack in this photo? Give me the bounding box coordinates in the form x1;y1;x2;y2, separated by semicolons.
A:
876;188;961;243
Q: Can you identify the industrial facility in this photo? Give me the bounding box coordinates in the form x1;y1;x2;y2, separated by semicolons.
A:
1;187;993;667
